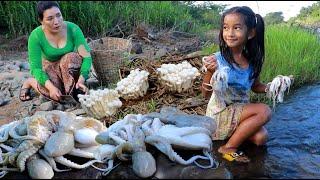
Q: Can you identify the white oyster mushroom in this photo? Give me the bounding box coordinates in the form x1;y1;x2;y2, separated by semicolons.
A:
116;68;150;100
157;61;200;93
78;88;122;119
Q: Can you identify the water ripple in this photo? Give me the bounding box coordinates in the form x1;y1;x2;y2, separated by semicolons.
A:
264;83;320;178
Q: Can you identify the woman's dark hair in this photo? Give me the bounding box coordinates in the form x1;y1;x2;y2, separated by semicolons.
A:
36;1;60;20
219;6;265;80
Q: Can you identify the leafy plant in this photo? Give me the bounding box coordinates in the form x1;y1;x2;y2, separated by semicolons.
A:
147;98;157;112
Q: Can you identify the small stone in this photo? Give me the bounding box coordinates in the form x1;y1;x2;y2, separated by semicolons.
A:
0;99;9;106
39;95;50;103
39;101;54;111
19;62;29;71
20;110;29;117
55;103;65;111
130;43;143;54
155;48;168;59
33;99;42;106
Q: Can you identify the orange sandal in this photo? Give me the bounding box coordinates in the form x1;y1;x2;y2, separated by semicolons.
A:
222;151;250;163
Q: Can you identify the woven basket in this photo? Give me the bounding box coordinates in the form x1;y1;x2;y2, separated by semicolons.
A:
89;37;131;86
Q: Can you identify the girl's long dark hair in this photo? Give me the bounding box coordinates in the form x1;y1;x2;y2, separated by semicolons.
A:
219;6;265;80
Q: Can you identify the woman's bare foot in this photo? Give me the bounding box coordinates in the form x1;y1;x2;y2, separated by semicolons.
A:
218;145;250;163
19;83;32;102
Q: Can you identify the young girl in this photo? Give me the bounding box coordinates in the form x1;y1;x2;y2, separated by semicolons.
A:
201;6;271;163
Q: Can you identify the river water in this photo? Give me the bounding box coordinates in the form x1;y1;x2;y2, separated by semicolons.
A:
263;82;320;178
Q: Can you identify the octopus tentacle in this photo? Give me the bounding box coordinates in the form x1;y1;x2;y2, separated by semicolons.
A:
0;170;9;178
8;120;40;142
8;153;18;166
39;149;71;172
17;147;40;172
193;149;219;169
0;144;14;153
91;159;121;176
109;132;126;145
145;135;214;168
54;156;102;169
115;142;133;161
0;167;19;172
141;120;153;136
68;148;95;159
0;124;11;143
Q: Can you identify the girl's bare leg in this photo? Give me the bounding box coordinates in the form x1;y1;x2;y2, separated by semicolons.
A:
218;103;271;162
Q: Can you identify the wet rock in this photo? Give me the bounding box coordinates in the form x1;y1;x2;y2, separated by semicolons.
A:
0;91;10;106
0;99;9;106
39;101;54;111
154;153;232;179
179;165;232;179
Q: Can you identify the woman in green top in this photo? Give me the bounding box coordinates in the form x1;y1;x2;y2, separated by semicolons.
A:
20;1;92;102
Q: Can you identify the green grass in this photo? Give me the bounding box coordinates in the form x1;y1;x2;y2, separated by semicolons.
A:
147;98;157;112
262;25;320;86
201;43;219;56
0;1;222;39
253;25;320;103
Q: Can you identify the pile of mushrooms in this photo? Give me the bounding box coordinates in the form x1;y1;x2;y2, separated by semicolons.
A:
116;68;150;100
78;89;122;119
156;61;200;93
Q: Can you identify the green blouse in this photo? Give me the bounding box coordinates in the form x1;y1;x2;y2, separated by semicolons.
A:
28;21;92;86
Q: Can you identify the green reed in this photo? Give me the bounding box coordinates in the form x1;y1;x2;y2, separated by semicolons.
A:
253;25;320;103
263;25;320;86
1;1;198;38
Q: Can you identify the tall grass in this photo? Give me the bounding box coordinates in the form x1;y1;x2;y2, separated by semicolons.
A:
253;25;320;103
263;25;320;86
1;1;219;38
0;1;38;37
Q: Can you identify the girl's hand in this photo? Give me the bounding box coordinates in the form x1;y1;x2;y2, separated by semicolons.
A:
76;75;88;94
203;55;218;73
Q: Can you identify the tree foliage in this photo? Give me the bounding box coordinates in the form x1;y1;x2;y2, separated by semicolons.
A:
264;12;284;25
289;1;320;26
